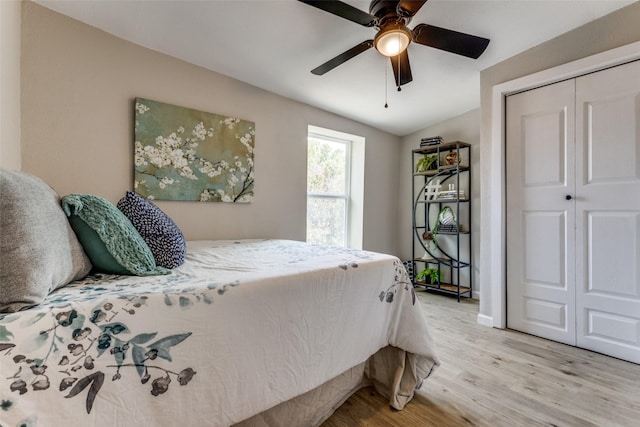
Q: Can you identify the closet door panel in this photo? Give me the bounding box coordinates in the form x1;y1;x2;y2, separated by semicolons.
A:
575;60;640;363
523;112;567;187
586;95;639;183
587;212;639;297
506;79;576;345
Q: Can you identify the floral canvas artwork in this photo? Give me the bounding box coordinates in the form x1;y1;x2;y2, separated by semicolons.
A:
134;98;255;203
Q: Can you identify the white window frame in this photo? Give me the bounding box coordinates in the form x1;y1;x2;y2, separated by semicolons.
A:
307;132;352;247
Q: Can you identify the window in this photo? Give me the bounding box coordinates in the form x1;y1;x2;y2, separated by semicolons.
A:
306;133;351;247
306;126;365;249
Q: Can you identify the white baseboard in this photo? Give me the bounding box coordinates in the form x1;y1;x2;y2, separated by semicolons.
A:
476;313;493;328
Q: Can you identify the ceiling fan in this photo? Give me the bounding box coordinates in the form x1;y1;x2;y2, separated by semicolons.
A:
298;0;490;89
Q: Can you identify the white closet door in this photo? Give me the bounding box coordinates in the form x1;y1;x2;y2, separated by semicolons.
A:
506;79;577;345
575;60;640;363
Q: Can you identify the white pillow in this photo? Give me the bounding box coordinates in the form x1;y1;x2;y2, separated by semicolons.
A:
0;169;92;312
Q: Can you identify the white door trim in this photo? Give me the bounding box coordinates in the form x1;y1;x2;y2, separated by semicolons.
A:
484;40;640;328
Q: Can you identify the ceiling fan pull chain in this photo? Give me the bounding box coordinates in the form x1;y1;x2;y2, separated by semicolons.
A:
384;60;389;108
397;53;401;92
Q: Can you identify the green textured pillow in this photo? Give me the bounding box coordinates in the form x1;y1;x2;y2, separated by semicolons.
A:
0;169;92;312
61;194;168;276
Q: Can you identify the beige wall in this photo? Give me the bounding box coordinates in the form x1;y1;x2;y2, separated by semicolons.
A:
20;2;401;255
0;0;22;169
478;2;640;319
399;109;480;296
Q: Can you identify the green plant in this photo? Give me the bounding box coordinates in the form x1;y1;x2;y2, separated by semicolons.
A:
415;267;442;284
431;206;459;249
415;154;438;173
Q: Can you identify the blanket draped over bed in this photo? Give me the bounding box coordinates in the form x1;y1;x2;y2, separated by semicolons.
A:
0;240;439;426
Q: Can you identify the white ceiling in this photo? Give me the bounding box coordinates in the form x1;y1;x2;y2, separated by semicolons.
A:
35;0;633;136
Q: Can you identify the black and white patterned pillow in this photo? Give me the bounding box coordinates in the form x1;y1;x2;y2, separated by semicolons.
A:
117;191;186;269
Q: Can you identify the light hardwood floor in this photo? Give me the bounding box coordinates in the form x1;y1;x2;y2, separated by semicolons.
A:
322;291;640;426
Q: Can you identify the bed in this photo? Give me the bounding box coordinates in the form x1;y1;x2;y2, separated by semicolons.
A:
0;238;439;426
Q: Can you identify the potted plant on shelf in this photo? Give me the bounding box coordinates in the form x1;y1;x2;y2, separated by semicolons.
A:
431;205;462;248
415;154;438;173
414;267;442;285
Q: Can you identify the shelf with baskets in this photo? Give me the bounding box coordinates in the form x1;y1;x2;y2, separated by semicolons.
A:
412;141;472;301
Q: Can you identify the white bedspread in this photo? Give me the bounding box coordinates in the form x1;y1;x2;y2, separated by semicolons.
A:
0;240;438;426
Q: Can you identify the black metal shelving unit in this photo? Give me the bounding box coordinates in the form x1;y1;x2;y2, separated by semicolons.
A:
411;141;472;301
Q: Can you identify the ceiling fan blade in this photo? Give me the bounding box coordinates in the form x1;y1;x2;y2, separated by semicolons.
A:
397;0;428;18
311;40;374;75
412;23;490;59
298;0;376;27
390;50;413;87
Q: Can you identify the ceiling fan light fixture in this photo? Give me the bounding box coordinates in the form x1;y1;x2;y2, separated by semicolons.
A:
374;24;411;57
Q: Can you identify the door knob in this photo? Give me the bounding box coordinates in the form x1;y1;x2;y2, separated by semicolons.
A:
565;195;572;200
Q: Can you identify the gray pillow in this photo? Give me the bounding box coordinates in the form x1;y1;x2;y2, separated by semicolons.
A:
0;169;92;312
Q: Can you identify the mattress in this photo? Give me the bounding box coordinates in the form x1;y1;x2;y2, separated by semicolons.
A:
0;239;438;426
